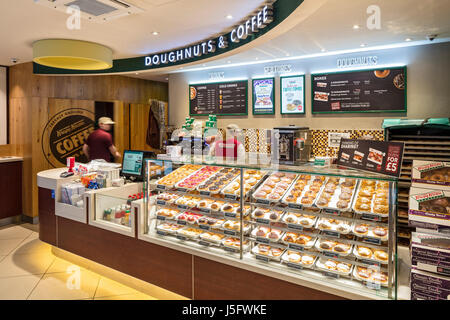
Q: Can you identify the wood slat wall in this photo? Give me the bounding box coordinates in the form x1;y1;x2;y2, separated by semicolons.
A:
6;62;168;218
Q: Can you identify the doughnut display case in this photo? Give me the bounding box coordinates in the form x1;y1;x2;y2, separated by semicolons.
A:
141;157;398;300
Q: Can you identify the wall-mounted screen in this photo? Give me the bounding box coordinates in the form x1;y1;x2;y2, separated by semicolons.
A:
189;80;248;116
252;78;275;115
280;75;305;114
311;67;406;113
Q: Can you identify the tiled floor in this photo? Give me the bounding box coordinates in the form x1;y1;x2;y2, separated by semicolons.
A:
0;223;157;300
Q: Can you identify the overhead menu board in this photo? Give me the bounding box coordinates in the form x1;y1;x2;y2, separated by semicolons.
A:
189;80;248;116
311;67;406;113
252;78;275;115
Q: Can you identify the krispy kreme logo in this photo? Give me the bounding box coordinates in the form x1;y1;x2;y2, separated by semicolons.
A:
416;162;444;172
41;108;95;167
413;191;445;202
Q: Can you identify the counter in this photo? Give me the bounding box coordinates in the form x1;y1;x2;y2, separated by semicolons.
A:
37;166;411;300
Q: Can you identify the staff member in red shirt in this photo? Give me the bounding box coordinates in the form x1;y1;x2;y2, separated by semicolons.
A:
208;124;245;160
83;117;121;162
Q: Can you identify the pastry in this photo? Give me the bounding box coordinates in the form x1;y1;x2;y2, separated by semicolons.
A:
373;227;387;237
254;191;267;198
374;205;389;214
283;234;296;243
339;192;352;201
324;260;337;270
268;231;280;240
317;197;329;207
301;197;314;205
356;266;371;279
336;223;351;233
320;240;335;250
371;272;388;283
357;246;373;257
357;197;371;204
309;185;321;192
269;212;279;221
374;250;388;261
374;197;388;205
258;245;270;255
318;220;332;229
301;255;314;265
296;235;311;245
354;224;369;235
336;200;349;209
222;204;233;212
356;203;371;211
337;263;350;273
288;253;302;263
334;243;350;253
271;248;283;257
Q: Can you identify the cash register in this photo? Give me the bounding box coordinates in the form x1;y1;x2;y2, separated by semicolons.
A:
121;150;156;182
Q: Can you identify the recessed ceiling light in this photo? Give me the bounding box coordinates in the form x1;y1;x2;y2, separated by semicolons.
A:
227;60;231;63
321;48;326;52
226;14;233;19
165;78;169;81
135;72;139;75
255;57;259;60
285;53;290;57
405;38;412;41
353;24;360;30
152;31;159;36
360;43;367;47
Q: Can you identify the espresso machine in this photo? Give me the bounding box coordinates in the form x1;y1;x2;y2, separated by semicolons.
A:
272;126;311;165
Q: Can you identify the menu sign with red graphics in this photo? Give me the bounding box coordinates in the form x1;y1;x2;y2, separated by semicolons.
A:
337;139;404;177
311;67;406;113
189;80;248;116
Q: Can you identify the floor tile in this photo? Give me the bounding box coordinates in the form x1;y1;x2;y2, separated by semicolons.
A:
10;233;51;256
0;238;25;255
0;255;5;263
94;292;156;300
94;277;138;298
0;274;42;300
47;257;90;274
28;269;100;300
0;225;33;240
0;252;55;278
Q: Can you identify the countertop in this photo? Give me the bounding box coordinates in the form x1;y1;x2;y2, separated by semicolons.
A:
0;156;23;163
37;167;79;190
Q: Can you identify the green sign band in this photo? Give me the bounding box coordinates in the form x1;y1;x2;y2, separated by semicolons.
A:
33;0;304;75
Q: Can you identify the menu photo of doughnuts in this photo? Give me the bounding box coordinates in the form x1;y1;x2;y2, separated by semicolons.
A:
353;151;364;163
314;91;329;102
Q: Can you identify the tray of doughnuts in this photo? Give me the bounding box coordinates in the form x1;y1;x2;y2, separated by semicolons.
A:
175;195;202;208
280;232;316;249
352;223;389;242
282;212;317;228
175;166;222;191
196;167;241;194
315;217;353;235
315;258;353;276
281;174;327;207
251;207;284;223
208;200;227;212
156;222;184;235
352;180;390;217
252;172;298;203
199;231;226;244
251;244;286;262
281;250;317;268
221;169;267;198
251;226;284;242
155;164;202;189
156;208;180;220
353;266;389;287
353;245;389;264
222;237;249;251
176;226;203;239
220;202;251;217
315;238;353;256
175;211;203;225
198;215;223;229
314;177;358;212
156;192;180;205
222;220;251;234
196;199;215;211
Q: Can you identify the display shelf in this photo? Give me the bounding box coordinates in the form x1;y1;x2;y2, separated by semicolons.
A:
143;159;397;299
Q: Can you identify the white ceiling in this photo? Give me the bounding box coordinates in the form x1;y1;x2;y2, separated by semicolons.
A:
1;0;449;83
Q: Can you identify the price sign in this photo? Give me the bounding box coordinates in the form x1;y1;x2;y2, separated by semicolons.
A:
385;144;402;175
337;139;404;178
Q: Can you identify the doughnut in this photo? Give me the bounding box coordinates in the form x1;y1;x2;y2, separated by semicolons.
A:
271;248;283;257
373;227;387;237
374;250;388;261
337;263;350;273
301;255;314;265
433;198;449;207
355;224;369;235
301;197;314;205
317;198;329;207
288;253;302;263
337;200;349;209
320;241;334;250
334;244;350;253
430;173;445;182
269;212;279;220
374;205;389;214
339;192;352;201
318;220;332;229
357;246;372;257
324;260;337;270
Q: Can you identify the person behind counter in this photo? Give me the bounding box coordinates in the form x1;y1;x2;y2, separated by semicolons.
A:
208;124;245;160
83;117;121;162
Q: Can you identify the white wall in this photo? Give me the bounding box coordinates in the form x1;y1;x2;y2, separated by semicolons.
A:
0;67;7;145
168;42;450;130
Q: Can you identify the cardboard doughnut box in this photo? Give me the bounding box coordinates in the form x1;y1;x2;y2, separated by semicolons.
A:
409;187;450;229
410;268;450;300
411;232;450;276
411;160;450;191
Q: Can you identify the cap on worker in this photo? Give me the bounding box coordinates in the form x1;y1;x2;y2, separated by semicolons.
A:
98;117;115;125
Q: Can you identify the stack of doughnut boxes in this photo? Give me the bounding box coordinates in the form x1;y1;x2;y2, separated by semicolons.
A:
408;160;450;300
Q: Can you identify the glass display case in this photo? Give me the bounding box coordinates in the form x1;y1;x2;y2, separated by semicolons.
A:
142;157;398;299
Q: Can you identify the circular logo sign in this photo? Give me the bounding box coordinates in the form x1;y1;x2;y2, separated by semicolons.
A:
42;108;95;167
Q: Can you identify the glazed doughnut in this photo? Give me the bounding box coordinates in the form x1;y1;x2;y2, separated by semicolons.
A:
357;246;372;257
301;255;314;265
288;253;302;263
374;250;388;261
430;173;445;182
373;227;387;237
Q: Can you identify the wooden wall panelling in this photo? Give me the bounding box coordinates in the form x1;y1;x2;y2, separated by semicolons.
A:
113;101;129;160
129;103;159;153
0;144;12;156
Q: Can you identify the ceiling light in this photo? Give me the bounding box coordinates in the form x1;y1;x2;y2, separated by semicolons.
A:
32;39;112;70
226;14;233;19
255;57;259;60
321;48;326;52
285;53;290;57
360;43;367;47
165;78;169;81
227;60;231;63
152;31;159;36
405;38;412;41
353;24;360;30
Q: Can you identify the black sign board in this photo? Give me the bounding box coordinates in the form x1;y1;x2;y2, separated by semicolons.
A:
189;80;248;116
311;67;406;113
337;138;404;178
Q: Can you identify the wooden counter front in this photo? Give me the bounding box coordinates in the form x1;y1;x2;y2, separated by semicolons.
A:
0;161;23;220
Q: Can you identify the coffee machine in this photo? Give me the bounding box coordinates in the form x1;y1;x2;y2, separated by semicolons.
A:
272;126;311;165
